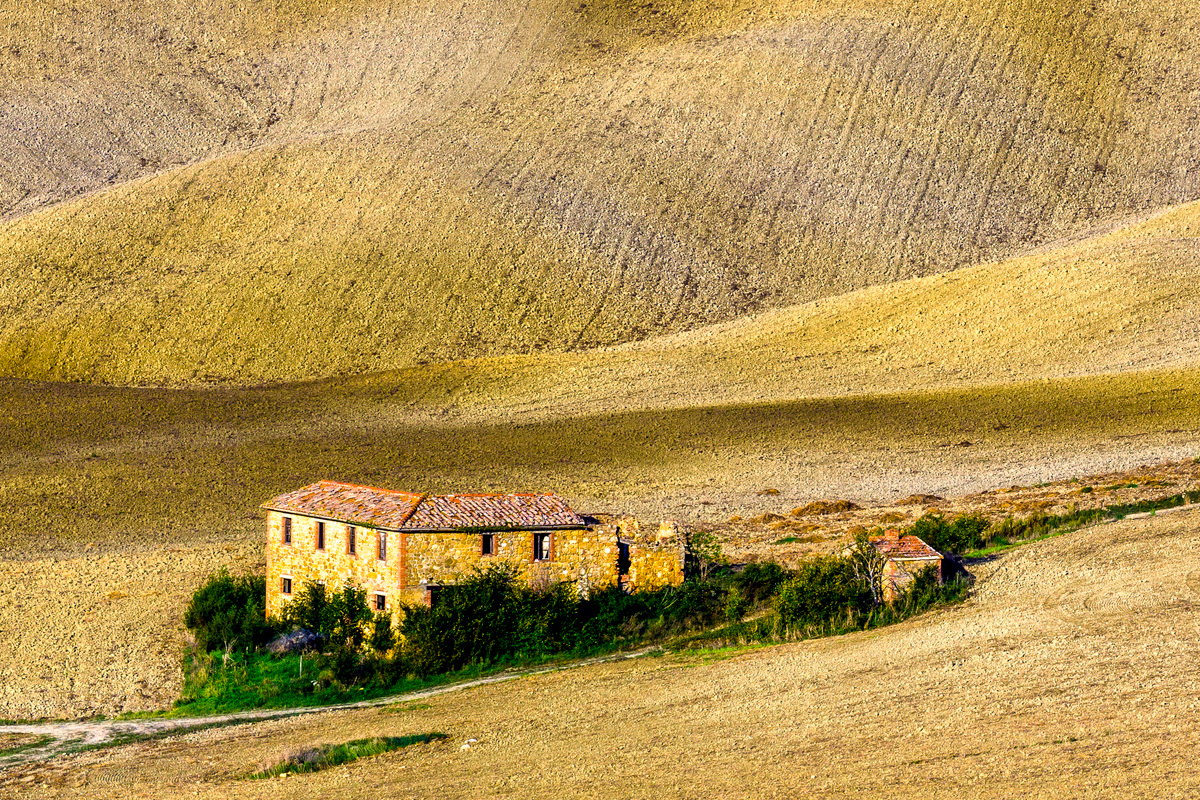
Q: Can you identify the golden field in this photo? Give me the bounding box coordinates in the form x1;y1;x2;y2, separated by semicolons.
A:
2;0;1200;382
1;0;1199;794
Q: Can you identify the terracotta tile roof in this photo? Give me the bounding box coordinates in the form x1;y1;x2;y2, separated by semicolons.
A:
402;493;586;531
262;481;424;529
262;482;585;531
870;530;942;560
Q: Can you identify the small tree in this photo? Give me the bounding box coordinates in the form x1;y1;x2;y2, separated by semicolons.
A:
320;584;373;651
847;531;888;607
687;529;727;581
368;611;397;655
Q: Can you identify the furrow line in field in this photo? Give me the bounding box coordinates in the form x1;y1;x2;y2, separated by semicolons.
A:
871;0;953;253
757;19;844;253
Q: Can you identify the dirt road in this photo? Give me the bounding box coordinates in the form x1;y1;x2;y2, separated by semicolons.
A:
0;650;653;770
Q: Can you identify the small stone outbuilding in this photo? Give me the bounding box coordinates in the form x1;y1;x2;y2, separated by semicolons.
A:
870;529;943;603
263;481;683;620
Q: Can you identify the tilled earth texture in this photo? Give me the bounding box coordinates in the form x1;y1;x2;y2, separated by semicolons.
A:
3;506;1198;798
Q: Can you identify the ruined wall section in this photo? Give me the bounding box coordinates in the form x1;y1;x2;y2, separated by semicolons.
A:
612;518;685;593
265;510;405;620
881;557;942;603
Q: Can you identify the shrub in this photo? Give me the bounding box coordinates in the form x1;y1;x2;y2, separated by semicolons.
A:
576;584;651;648
319;584;372;651
184;568;278;654
730;561;791;606
282;581;327;633
907;513;989;554
775;556;865;626
368;612;397;655
723;587;749;621
401;564;579;675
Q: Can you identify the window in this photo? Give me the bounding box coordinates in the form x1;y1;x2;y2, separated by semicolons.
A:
316;521;325;550
533;532;552;561
347;525;356;555
282;517;292;545
281;577;292;595
481;533;495;556
375;593;386;611
377;531;387;561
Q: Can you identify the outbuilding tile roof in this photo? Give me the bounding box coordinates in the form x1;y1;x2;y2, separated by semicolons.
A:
263;482;585;531
403;493;585;531
263;481;424;530
870;531;942;560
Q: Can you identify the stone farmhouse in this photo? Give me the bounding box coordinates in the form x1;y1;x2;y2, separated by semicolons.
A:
263;480;684;618
869;528;943;602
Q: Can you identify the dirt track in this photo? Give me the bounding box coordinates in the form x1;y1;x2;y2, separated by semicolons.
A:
3;507;1197;797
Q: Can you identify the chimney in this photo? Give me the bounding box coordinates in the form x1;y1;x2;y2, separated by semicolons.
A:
884;528;900;543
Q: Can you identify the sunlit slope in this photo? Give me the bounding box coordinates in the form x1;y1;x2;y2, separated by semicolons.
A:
0;0;550;220
317;199;1200;421
2;0;1199;383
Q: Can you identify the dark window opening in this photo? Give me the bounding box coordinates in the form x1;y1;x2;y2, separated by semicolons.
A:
281;577;292;595
316;521;325;550
375;593;386;611
347;525;356;555
378;532;387;561
617;541;631;576
425;585;443;607
533;532;552;561
282;517;292;545
481;533;495;556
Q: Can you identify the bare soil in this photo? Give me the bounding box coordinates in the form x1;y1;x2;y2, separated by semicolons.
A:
3;507;1198;798
2;0;1200;384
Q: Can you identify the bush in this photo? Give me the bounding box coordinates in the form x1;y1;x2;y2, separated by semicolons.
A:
368;612;397;655
184;568;278;654
282;581;327;634
319;584;372;651
907;513;989;554
401;564;580;675
730;561;791;606
775;556;865;626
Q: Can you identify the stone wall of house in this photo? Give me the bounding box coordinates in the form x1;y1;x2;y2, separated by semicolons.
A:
881;557;942;603
597;517;685;593
627;519;686;592
267;513;686;619
265;511;405;619
403;528;621;599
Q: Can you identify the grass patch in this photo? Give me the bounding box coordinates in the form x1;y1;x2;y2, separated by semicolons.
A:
155;653;505;719
247;734;447;779
0;733;54;757
960;491;1200;558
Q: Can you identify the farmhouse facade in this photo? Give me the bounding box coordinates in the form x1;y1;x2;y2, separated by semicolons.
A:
263;481;684;618
870;529;943;603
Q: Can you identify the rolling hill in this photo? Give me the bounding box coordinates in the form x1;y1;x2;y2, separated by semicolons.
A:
2;0;1199;384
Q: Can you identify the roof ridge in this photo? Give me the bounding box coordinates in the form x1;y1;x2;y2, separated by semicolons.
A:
431;492;553;498
318;479;422;498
